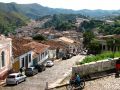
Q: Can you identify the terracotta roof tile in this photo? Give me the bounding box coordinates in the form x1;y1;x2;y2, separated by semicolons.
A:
12;38;49;58
42;40;67;50
24;42;49;58
12;38;33;58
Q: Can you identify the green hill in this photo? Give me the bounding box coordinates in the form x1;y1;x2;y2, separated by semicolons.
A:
1;2;120;19
0;10;29;35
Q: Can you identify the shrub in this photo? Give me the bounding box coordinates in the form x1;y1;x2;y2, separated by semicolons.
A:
79;51;120;65
33;34;46;41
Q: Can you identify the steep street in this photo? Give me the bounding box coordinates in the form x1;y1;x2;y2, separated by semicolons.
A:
0;55;85;90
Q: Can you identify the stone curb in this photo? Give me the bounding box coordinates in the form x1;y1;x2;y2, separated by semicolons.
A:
48;69;72;89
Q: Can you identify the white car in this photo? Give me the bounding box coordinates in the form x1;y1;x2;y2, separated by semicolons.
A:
6;73;26;85
45;60;54;67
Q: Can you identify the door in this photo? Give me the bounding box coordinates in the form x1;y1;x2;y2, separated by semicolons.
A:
25;55;28;68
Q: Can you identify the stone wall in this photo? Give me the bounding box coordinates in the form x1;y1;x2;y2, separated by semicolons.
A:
72;58;119;76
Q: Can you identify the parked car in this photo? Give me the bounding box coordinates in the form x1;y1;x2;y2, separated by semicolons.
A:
62;56;67;60
25;67;38;76
45;60;54;67
6;73;26;85
66;54;72;59
62;54;72;60
35;64;46;72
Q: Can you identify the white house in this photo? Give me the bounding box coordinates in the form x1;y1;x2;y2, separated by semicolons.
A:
12;38;33;72
24;42;49;65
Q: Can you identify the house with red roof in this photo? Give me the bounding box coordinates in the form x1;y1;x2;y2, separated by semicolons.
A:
12;38;33;72
24;41;49;65
12;38;49;72
42;40;67;60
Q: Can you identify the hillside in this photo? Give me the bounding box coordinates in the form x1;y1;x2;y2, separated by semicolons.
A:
0;10;29;35
43;14;87;31
79;16;120;35
0;2;78;19
1;2;120;35
0;2;120;19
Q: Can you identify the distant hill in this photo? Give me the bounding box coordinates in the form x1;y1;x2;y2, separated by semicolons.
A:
0;2;120;19
1;2;120;35
0;11;29;35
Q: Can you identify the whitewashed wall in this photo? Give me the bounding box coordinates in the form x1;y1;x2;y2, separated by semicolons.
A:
72;58;119;76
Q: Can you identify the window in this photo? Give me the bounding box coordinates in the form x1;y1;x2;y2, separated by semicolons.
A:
22;58;24;67
39;55;41;61
1;51;5;67
29;54;31;63
26;55;28;62
41;53;44;59
45;51;47;56
7;75;15;78
19;74;23;76
17;75;20;77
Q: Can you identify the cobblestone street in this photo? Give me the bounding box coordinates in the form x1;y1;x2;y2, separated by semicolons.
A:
84;74;120;90
0;55;85;90
57;74;120;90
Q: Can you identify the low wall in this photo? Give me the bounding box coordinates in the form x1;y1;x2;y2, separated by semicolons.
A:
72;58;119;76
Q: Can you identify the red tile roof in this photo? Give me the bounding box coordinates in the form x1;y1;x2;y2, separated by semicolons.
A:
12;38;49;58
42;40;67;50
12;38;32;58
24;42;49;58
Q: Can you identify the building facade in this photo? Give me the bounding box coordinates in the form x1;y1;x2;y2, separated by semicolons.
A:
0;35;12;80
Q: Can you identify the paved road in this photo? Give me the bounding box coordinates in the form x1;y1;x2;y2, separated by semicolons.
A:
0;55;85;90
56;74;120;90
84;74;120;90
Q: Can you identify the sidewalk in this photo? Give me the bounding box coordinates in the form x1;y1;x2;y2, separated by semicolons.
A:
0;80;5;86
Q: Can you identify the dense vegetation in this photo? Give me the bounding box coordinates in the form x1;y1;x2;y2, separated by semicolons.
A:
80;20;104;31
32;34;46;41
99;21;120;35
83;31;95;48
0;11;28;35
79;51;120;65
43;14;87;31
80;16;120;35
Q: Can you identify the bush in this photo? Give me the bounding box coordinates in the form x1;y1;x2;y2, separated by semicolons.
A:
33;34;46;41
79;51;120;65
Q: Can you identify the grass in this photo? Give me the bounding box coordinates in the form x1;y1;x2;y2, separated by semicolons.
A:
79;51;120;65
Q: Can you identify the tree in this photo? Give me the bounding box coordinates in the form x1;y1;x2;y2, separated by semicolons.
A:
83;31;95;48
106;38;120;52
32;34;46;41
88;40;101;55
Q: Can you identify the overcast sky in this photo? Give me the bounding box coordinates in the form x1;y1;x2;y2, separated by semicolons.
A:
0;0;120;10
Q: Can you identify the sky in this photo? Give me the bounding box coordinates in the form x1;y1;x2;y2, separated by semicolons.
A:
0;0;120;10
